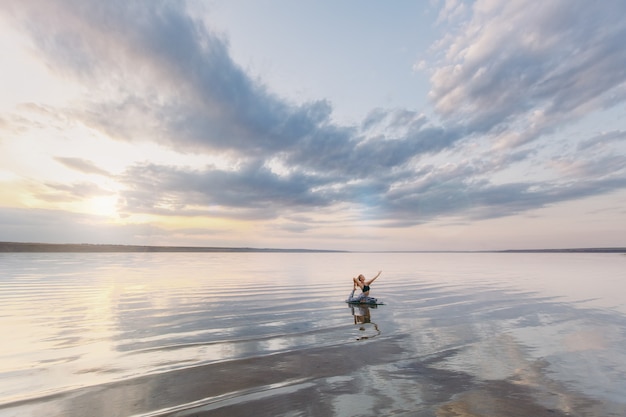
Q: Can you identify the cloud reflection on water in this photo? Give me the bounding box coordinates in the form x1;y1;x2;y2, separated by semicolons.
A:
1;252;625;416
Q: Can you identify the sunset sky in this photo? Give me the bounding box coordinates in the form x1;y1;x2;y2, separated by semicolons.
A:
1;0;625;251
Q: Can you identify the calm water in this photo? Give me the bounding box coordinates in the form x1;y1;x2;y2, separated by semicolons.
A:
0;252;625;416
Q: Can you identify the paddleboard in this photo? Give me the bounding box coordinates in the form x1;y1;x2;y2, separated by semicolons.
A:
346;299;384;305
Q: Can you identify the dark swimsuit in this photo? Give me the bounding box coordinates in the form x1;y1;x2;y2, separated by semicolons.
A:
362;285;370;292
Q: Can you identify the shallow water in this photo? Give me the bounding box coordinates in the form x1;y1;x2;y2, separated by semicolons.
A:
0;252;625;416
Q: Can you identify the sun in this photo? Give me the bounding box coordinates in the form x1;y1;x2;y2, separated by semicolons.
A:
86;195;119;217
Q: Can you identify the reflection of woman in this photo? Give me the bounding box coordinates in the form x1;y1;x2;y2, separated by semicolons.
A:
347;271;382;303
349;304;380;340
352;304;371;324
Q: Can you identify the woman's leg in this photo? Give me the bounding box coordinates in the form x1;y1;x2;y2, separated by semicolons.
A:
347;290;364;302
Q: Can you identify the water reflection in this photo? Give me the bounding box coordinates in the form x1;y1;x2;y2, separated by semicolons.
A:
2;252;626;417
348;304;381;340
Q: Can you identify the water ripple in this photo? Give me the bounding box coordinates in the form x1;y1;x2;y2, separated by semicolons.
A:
1;252;625;416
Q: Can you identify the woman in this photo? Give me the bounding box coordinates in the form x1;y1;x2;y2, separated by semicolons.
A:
347;270;382;303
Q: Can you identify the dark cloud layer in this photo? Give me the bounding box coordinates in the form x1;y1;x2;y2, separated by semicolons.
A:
118;162;332;220
4;0;626;228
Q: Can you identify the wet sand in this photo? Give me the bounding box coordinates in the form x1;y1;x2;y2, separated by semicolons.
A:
2;337;403;416
3;333;622;417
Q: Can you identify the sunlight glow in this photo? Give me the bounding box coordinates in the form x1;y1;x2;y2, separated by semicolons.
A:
86;196;119;217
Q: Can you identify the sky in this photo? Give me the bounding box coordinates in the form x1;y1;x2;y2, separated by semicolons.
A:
0;0;625;251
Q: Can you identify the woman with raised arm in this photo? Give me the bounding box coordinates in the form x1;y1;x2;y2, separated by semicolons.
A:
347;270;382;304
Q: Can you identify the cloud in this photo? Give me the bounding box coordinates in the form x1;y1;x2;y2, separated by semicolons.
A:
114;142;626;228
381;173;626;227
117;161;333;220
577;130;626;151
8;0;307;155
5;0;462;173
0;206;159;244
36;181;114;203
427;0;626;147
3;0;626;235
54;157;110;176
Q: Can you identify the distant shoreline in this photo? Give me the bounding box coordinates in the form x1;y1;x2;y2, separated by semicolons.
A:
0;242;346;253
379;248;626;254
496;248;626;253
0;242;624;253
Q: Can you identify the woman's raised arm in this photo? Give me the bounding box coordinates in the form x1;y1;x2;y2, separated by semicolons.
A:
365;270;382;286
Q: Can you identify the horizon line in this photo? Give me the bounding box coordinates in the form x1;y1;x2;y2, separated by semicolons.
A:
1;241;624;254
